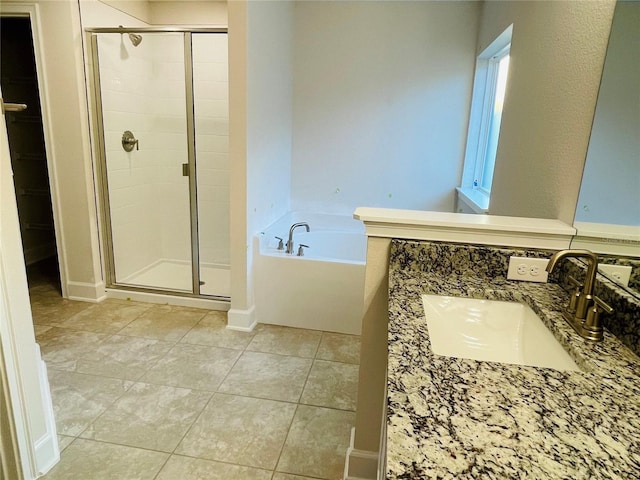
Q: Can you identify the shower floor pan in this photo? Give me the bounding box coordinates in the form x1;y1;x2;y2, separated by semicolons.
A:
119;259;230;297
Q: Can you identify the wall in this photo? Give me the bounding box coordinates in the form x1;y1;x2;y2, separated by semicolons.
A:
150;0;227;25
12;0;105;302
99;0;227;26
228;0;293;327
485;0;616;223
576;1;640;226
291;1;480;215
1;82;57;477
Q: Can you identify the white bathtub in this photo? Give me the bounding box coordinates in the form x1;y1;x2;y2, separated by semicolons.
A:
253;213;366;335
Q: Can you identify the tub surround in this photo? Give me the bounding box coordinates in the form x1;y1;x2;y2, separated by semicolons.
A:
253;213;366;335
387;240;640;479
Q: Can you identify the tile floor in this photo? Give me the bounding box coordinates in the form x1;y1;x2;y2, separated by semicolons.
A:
30;276;360;480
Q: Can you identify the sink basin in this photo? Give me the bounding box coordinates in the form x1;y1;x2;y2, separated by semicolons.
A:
421;295;580;371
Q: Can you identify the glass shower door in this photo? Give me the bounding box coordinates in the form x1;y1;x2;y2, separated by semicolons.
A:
193;33;230;298
94;32;193;292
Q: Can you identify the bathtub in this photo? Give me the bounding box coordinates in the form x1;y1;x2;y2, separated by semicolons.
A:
253;213;366;335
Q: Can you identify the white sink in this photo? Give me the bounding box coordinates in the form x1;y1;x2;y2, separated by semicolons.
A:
421;295;580;371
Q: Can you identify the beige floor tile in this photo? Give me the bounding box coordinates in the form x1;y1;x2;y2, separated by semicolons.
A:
34;324;53;338
41;438;168;480
277;405;355;480
48;370;132;436
218;351;312;402
181;311;255;350
272;473;320;480
317;332;361;364
81;382;211;452
58;301;150;334
30;296;93;326
118;304;207;342
75;334;174;380
57;435;74;452
38;328;110;371
176;393;296;470
300;360;359;411
140;343;241;391
155;455;273;480
248;325;322;357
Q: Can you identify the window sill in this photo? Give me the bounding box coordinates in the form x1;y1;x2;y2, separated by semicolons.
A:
456;187;489;214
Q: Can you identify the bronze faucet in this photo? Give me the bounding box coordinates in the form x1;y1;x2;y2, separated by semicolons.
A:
546;249;613;342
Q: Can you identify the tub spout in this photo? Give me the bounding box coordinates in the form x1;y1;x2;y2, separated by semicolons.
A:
286;222;310;254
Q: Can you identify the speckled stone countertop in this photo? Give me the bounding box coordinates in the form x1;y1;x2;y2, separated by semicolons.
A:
386;240;640;479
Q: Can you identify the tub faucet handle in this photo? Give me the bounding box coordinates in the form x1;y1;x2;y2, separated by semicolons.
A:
275;236;284;250
297;244;309;257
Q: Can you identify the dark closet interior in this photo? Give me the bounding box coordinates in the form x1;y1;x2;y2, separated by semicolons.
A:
1;17;60;291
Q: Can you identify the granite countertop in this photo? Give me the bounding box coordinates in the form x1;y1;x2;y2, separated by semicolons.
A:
386;252;640;478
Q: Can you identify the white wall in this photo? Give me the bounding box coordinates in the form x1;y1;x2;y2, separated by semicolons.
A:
291;1;480;215
1;84;57;477
484;0;616;223
150;0;227;25
576;1;640;226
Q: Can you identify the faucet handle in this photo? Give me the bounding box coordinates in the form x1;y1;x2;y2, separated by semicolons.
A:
583;295;614;341
592;296;614;315
297;244;309;257
566;275;583;314
275;236;284;250
568;275;583;288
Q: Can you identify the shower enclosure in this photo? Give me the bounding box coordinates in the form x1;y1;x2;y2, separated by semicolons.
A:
87;28;229;299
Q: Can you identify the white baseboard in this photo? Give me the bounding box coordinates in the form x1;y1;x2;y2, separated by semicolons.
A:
65;281;106;303
34;345;59;476
344;427;379;480
227;305;256;331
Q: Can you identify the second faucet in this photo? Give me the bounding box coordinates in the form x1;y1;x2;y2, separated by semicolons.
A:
286;222;310;254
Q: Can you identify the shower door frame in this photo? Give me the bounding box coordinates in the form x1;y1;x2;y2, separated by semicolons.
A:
86;26;229;300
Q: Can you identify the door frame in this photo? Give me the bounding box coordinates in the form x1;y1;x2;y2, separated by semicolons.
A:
86;27;229;300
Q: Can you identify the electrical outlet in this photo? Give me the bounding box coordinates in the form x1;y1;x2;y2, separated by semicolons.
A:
507;256;550;282
598;264;632;287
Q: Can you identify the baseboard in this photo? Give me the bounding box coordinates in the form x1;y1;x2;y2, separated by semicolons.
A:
344;427;379;480
66;281;106;303
34;345;59;476
227;305;256;331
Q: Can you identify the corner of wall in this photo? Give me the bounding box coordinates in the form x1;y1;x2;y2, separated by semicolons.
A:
227;305;256;331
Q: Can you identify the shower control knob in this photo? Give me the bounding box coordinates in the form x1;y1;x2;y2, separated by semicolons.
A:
122;130;139;152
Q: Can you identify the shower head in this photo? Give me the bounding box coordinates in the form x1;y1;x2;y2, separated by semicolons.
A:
128;33;142;47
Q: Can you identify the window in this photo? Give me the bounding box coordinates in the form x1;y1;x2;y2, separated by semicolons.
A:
458;25;512;213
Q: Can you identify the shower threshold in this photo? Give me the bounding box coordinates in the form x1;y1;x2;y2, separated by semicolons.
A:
119;259;230;297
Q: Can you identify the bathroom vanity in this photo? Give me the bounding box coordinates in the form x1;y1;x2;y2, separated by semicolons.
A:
385;239;640;479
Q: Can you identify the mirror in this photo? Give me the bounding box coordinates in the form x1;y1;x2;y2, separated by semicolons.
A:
572;0;640;297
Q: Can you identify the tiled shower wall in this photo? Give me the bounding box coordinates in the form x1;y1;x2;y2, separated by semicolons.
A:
98;33;229;281
193;34;230;267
